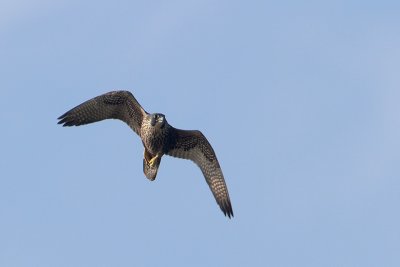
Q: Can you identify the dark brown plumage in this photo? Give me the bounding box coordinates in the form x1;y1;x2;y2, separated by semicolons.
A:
58;90;233;218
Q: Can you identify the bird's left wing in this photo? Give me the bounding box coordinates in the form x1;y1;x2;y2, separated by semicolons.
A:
166;128;233;218
58;90;147;135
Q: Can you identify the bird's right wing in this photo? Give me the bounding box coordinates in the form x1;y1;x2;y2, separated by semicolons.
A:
57;90;147;135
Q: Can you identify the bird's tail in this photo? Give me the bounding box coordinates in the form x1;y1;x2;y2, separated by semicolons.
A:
143;150;162;181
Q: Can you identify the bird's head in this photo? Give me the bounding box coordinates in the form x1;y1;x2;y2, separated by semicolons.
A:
150;113;166;128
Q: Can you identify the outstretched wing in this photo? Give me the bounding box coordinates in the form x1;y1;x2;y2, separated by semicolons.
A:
166;128;233;218
57;90;147;135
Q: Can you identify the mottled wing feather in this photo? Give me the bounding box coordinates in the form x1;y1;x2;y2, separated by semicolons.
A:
166;128;233;218
57;90;147;135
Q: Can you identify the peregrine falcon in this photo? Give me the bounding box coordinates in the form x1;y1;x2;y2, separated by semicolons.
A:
58;90;233;218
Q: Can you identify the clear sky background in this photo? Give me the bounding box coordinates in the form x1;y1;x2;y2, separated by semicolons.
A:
1;1;400;266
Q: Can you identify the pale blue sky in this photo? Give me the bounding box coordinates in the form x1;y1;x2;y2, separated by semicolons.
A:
1;1;400;266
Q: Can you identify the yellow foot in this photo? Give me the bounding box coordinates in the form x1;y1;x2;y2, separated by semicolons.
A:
148;155;159;167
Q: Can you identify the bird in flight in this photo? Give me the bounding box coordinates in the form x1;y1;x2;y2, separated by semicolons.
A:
58;90;233;218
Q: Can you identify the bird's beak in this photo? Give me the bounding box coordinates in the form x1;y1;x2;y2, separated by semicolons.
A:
150;117;156;126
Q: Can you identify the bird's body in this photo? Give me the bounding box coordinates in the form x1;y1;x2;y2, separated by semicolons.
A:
58;90;233;218
141;113;168;156
140;113;169;180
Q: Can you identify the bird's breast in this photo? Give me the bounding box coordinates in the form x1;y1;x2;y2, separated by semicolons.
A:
141;125;169;155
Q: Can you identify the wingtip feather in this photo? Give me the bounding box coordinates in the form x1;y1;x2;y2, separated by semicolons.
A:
57;113;77;127
221;199;234;219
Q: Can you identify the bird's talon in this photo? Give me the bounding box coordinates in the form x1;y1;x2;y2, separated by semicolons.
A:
148;155;158;167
